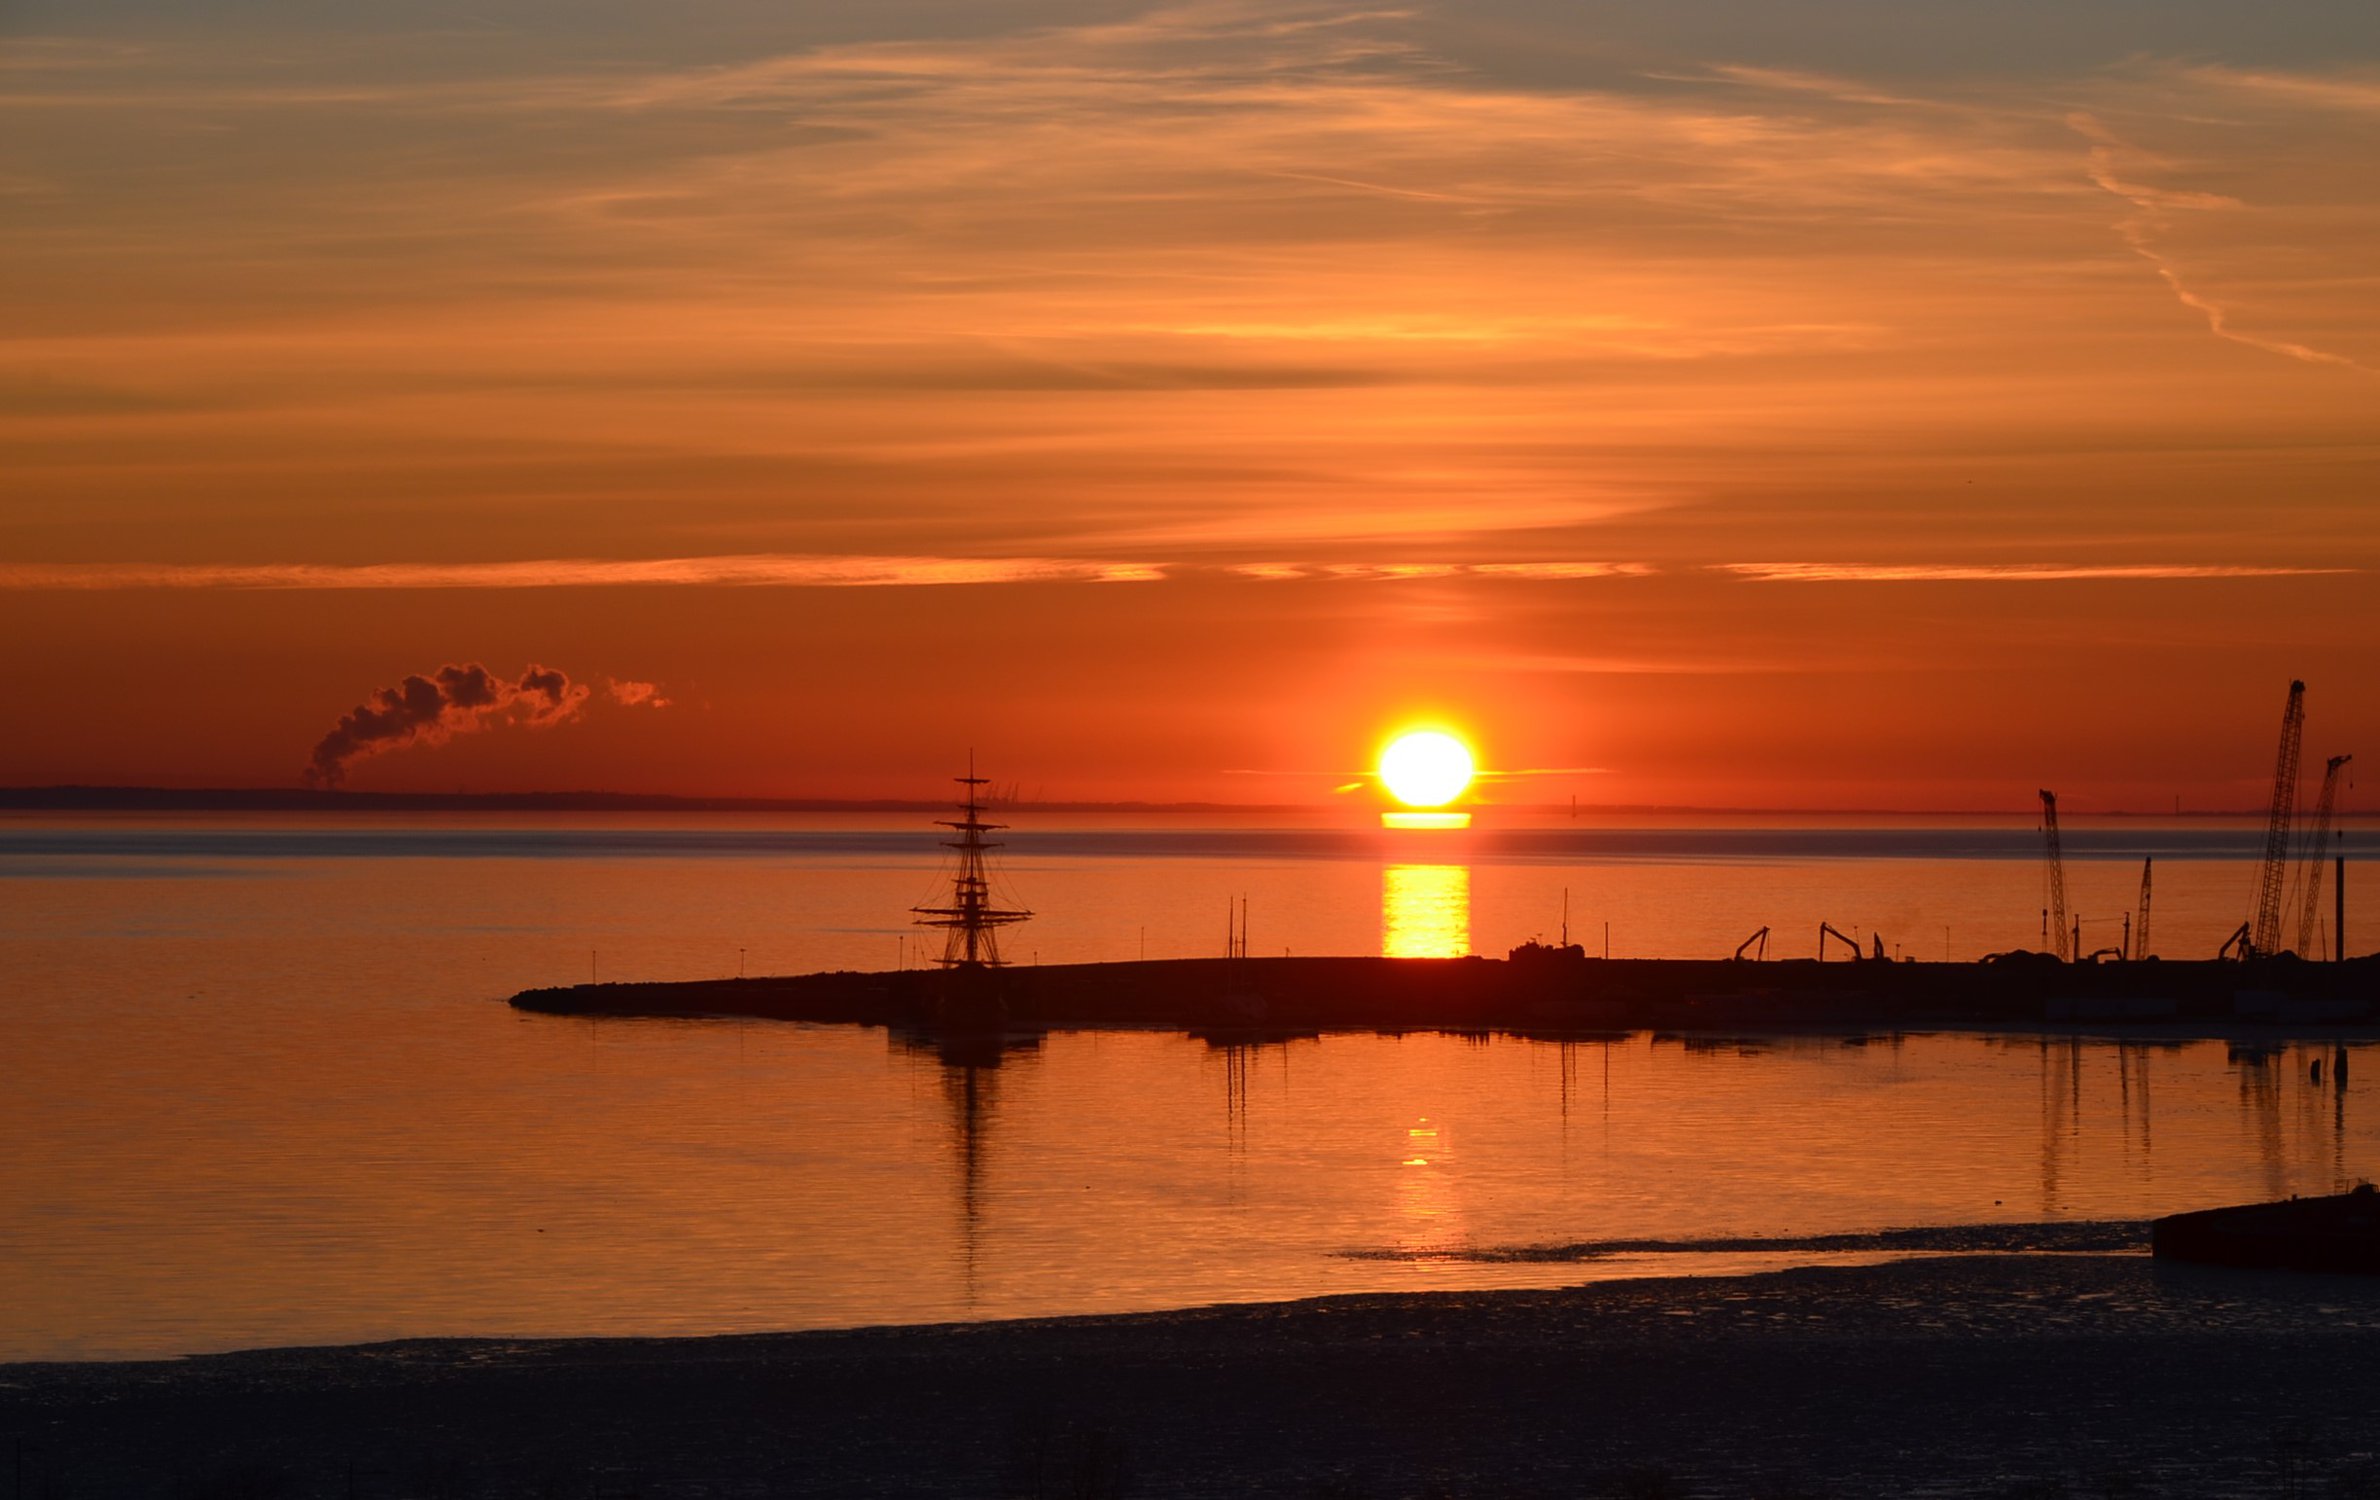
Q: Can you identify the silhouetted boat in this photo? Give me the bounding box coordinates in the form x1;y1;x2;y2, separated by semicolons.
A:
910;765;1032;1034
2153;1185;2380;1274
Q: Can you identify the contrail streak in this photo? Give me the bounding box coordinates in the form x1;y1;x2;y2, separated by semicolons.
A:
2069;112;2374;374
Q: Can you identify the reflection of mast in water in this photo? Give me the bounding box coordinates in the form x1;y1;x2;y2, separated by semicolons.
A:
904;1030;1042;1310
1217;1043;1253;1153
941;1059;994;1308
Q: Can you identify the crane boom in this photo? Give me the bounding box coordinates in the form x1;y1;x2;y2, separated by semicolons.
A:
2250;680;2306;956
1817;922;1863;962
2294;754;2351;957
2040;789;2070;962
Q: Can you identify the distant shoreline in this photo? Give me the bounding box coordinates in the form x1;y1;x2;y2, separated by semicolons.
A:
0;784;2332;818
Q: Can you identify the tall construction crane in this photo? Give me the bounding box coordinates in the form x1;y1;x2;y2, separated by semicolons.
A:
2250;680;2306;956
2294;754;2352;957
2040;789;2070;962
2133;857;2152;961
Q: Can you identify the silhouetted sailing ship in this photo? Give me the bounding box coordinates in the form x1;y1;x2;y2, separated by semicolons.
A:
910;767;1032;1032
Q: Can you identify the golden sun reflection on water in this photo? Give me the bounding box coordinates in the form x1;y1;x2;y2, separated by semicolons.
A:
1383;864;1470;957
1396;1116;1466;1255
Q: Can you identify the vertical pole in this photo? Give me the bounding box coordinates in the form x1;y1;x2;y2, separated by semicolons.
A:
2339;854;2348;963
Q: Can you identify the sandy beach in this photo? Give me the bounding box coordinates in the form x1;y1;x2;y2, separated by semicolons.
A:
9;1252;2380;1498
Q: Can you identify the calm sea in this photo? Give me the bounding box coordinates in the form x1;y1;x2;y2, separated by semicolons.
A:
0;809;2369;1360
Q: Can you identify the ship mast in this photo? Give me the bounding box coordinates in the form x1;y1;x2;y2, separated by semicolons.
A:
912;765;1032;967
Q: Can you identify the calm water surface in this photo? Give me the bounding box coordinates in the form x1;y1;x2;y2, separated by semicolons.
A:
1;811;2371;1360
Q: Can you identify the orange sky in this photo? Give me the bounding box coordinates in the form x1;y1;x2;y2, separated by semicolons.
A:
3;3;2376;808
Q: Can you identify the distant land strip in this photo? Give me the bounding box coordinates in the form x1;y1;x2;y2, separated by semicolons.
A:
0;786;2314;818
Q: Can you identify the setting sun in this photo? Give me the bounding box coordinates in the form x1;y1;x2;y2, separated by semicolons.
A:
1378;731;1475;808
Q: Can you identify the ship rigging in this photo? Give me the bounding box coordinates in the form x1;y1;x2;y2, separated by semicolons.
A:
912;768;1032;967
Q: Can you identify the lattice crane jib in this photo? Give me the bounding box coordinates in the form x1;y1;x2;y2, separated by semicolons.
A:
912;772;1032;968
2040;789;2070;963
2294;754;2351;957
2251;681;2306;956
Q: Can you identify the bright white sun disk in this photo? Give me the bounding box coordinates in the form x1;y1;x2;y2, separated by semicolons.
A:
1379;731;1474;808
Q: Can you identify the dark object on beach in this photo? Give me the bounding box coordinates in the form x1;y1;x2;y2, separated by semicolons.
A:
2153;1186;2380;1274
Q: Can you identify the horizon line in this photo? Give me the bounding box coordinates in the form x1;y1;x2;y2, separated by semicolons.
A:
0;784;2362;822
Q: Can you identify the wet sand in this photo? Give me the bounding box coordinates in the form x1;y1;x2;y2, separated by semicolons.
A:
8;1254;2380;1498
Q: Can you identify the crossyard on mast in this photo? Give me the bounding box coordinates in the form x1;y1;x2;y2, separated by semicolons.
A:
912;767;1032;968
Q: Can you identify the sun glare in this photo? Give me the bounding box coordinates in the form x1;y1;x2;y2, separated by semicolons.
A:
1379;731;1475;808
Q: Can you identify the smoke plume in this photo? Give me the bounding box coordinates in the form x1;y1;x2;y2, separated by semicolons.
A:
606;678;670;708
302;662;592;787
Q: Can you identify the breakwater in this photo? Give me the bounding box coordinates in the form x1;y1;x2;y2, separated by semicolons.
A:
509;950;2380;1033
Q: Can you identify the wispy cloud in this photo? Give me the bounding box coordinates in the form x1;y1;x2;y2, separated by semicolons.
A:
1230;560;1653;581
1720;562;2356;583
2176;65;2380;115
0;556;1169;590
2071;110;2375;373
3;8;2377;579
0;556;1671;590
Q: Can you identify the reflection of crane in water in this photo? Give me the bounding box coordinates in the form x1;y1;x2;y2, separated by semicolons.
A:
2230;1042;2290;1202
2038;1036;2084;1215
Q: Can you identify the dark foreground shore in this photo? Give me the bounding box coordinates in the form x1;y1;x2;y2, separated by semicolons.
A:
10;1254;2380;1499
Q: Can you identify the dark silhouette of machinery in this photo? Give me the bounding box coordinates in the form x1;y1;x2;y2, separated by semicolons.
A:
1818;921;1878;962
2294;754;2352;957
2248;681;2306;956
